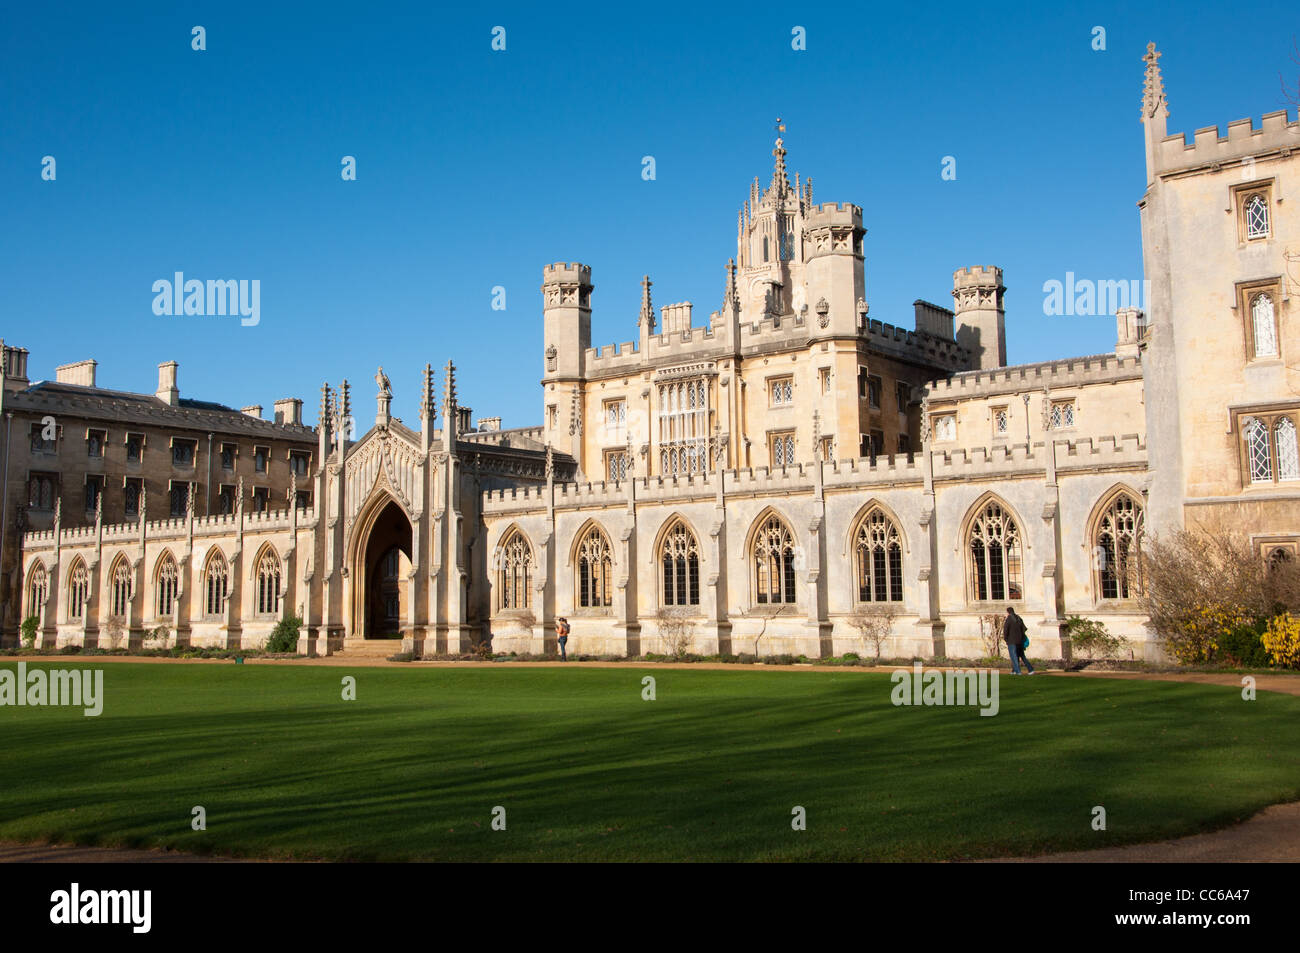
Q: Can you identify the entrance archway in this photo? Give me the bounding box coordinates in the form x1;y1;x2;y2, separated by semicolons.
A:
353;498;413;640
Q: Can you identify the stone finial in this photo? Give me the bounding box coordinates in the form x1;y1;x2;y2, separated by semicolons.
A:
288;472;297;506
639;275;655;330
771;134;789;193
443;360;457;408
420;363;436;420
812;410;822;460
319;382;332;421
1142;42;1168;121
339;380;351;419
723;258;738;308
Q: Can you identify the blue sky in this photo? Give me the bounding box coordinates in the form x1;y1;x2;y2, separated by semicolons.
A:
2;1;1296;429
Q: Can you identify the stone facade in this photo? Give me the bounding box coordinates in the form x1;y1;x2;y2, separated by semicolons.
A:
8;45;1297;660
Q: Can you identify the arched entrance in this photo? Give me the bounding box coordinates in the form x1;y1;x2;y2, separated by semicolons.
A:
352;498;413;640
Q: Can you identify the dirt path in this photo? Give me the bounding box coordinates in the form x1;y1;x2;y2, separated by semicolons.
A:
979;801;1300;863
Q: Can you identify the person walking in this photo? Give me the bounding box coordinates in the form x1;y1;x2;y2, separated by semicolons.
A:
556;617;570;661
1003;606;1034;675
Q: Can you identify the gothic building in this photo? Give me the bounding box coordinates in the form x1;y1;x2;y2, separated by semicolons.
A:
8;45;1298;659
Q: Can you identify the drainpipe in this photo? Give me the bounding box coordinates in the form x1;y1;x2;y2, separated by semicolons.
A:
0;411;11;637
205;433;214;516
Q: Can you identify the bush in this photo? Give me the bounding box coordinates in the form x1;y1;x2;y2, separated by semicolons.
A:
265;616;302;654
1218;620;1270;668
846;606;898;659
1263;612;1300;669
145;624;170;648
841;651;860;661
655;607;696;658
1142;523;1300;663
20;616;39;649
1065;616;1129;660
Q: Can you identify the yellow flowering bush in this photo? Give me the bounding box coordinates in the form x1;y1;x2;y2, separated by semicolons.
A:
1166;603;1253;664
1263;612;1300;669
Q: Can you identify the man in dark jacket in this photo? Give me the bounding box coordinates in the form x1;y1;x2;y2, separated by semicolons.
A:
1003;607;1034;675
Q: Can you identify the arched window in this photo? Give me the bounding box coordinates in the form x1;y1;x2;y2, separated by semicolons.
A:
109;556;133;618
854;508;903;603
753;513;797;605
576;526;613;609
660;520;700;607
256;549;281;615
1245;417;1272;483
1245;193;1269;239
498;530;533;610
204;550;229;618
1095;492;1144;600
68;559;89;620
27;563;48;619
156;553;178;617
1252;294;1277;358
1275;417;1299;482
968;500;1023;602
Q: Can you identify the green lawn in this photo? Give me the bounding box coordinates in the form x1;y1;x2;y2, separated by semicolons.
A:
1;662;1297;861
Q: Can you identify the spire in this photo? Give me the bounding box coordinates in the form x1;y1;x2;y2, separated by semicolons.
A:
1142;42;1168;121
443;360;457;410
770;117;790;194
638;275;655;329
420;363;436;421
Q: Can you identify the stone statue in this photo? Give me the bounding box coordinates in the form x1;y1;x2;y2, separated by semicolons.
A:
375;366;392;399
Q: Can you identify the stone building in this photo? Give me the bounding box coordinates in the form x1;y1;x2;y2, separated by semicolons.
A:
9;45;1298;659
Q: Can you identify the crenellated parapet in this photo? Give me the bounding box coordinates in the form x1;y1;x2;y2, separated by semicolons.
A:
924;351;1142;402
1156;110;1298;176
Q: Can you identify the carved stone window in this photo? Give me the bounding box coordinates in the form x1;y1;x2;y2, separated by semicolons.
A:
854;508;903;603
576;526;613;609
256;549;281;616
1094;491;1144;600
498;530;532;611
156;554;178;617
67;559;89;620
660;520;700;607
968;500;1023;602
27;563;48;619
753;514;797;605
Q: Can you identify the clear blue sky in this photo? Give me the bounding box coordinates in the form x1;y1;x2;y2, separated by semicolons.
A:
3;1;1296;429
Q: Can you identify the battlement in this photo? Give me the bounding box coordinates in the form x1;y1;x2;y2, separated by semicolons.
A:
860;318;971;371
20;505;312;552
542;262;592;284
1156;109;1299;174
805;201;862;224
924;351;1141;399
953;265;1004;289
929;434;1146;480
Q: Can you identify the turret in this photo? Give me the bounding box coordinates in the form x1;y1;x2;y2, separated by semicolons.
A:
541;262;592;458
953;266;1007;370
803;202;866;337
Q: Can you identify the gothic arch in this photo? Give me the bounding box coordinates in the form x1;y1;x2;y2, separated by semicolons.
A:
106;551;134;618
24;559;48;619
1086;484;1146;602
648;512;704;565
494;524;534;611
153;548;180;618
66;556;90;620
569;519;615;610
745;507;799;606
960;492;1026;603
841;499;910;557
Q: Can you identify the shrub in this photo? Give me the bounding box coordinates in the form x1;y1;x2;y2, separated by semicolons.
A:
977;613;1005;659
1218;620;1270;668
846;606;898;660
655;607;696;659
145;624;170;648
1142;523;1300;663
102;619;126;650
1065;616;1129;660
841;651;860;662
265;615;302;654
20;615;39;649
1263;612;1300;669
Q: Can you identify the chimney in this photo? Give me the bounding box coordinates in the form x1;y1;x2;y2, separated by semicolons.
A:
457;406;473;433
476;416;502;432
242;405;263;419
273;397;303;427
1;342;30;393
56;359;97;387
156;361;180;405
912;300;955;339
1115;307;1147;360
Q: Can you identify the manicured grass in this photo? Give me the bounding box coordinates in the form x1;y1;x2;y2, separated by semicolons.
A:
1;662;1297;861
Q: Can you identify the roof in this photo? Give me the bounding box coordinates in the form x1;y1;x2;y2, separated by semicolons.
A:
8;381;317;442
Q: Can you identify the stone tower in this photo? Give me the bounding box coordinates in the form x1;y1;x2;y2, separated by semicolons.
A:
952;266;1007;370
541;262;592;458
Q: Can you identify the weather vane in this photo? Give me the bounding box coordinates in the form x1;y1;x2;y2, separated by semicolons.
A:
775;117;785;135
